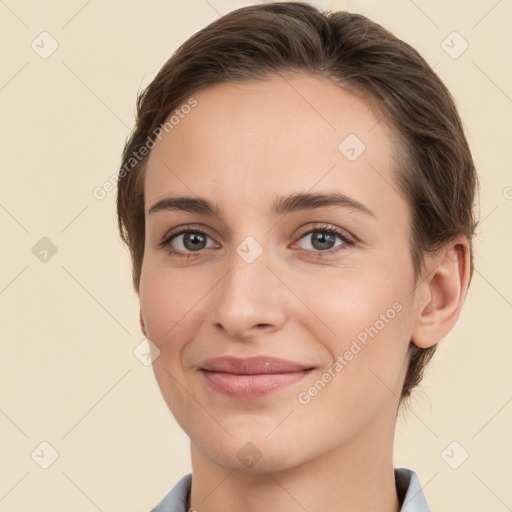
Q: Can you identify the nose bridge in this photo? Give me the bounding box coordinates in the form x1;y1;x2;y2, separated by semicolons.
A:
210;233;286;336
221;234;272;304
229;236;269;292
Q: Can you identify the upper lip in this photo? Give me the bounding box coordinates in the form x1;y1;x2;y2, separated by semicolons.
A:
200;356;313;374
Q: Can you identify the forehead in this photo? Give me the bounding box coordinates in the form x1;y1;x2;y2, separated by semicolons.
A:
144;75;404;219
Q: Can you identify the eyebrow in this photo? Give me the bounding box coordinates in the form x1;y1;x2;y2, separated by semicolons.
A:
148;192;375;218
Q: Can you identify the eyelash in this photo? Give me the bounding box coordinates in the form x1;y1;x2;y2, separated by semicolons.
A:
159;224;355;259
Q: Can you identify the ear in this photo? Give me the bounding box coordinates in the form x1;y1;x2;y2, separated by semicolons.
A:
411;234;471;349
140;309;148;338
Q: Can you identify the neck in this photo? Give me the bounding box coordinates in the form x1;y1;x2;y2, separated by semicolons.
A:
187;402;401;512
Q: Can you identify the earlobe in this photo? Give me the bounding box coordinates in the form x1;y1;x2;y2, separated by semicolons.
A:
411;235;471;349
140;309;148;338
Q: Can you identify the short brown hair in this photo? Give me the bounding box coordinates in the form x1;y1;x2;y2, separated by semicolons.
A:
116;2;478;405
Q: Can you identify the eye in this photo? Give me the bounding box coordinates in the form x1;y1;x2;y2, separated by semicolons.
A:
159;224;354;259
295;225;354;256
160;227;218;257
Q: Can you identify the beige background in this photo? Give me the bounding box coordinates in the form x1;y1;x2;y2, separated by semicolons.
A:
1;0;511;511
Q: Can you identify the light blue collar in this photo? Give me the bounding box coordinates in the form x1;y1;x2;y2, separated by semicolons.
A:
151;467;431;511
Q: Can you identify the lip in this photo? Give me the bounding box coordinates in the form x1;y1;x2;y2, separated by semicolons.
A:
200;356;313;374
199;356;314;399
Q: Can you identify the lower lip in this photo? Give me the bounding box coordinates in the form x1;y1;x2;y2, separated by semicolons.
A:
200;369;312;399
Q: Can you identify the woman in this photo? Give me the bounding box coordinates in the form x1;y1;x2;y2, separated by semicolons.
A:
116;3;478;511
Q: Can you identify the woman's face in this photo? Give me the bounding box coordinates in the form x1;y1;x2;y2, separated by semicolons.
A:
140;75;419;472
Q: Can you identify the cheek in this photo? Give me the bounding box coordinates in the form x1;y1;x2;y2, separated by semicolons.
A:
139;263;201;348
307;248;414;380
295;287;411;441
139;273;171;344
319;292;409;399
310;264;410;340
140;266;199;426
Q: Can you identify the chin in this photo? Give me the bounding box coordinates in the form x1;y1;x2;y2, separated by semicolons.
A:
193;430;308;474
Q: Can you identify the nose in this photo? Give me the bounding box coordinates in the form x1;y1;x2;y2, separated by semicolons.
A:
209;242;287;340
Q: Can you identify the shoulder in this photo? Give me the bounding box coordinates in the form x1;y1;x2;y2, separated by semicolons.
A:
149;473;192;512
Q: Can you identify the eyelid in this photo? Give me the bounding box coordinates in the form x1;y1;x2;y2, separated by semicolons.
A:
159;224;217;250
291;224;355;256
295;223;354;244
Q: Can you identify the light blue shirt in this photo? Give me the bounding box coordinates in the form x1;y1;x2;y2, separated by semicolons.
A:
150;467;430;511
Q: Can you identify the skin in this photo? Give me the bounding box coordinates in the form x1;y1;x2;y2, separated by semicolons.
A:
139;75;470;512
